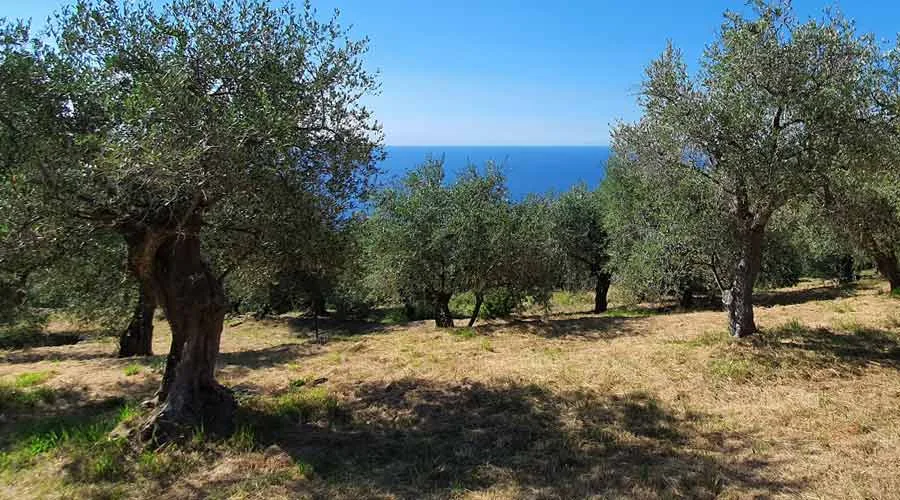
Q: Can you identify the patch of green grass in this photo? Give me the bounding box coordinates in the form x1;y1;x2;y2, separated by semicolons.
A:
479;338;494;352
14;371;53;388
451;326;477;339
551;290;593;308
707;358;760;383
0;400;135;473
116;404;141;425
0;384;58;412
833;317;864;334
295;460;314;478
670;330;730;348
255;387;340;424
288;378;308;389
123;364;142;377
776;318;807;336
226;425;258;453
65;438;129;483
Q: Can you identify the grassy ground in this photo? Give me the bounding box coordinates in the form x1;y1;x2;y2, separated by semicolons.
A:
1;279;900;499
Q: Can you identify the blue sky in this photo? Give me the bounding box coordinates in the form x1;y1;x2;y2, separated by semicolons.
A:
7;1;900;146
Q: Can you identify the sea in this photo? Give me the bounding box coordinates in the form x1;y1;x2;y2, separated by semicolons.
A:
376;146;611;199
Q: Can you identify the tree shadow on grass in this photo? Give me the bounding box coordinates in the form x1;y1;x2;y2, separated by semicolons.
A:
218;342;324;370
285;316;395;341
742;322;900;373
477;315;647;340
0;330;82;350
237;379;802;499
0;346;118;364
754;282;861;307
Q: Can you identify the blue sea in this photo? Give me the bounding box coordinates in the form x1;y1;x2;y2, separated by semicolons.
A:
376;146;611;199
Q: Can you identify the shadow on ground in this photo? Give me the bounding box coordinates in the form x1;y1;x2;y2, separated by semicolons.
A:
746;322;900;372
231;378;801;499
755;282;862;307
285;315;395;340
477;315;648;340
218;343;324;369
0;346;119;364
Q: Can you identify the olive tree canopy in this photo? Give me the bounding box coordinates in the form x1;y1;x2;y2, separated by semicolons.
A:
613;1;884;336
1;0;382;441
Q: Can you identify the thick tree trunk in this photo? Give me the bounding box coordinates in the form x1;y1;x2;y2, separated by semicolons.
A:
118;282;156;357
724;226;764;338
593;272;611;313
155;327;185;404
433;292;454;328
677;284;694;309
403;300;416;321
311;295;327;317
873;251;900;292
468;292;484;327
127;224;234;444
838;254;855;284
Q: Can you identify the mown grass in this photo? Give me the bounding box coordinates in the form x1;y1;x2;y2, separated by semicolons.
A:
703;317;900;384
451;326;478;339
247;385;341;425
670;330;730;348
3;279;900;498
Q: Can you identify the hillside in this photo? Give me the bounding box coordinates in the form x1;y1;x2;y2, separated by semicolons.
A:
2;279;899;499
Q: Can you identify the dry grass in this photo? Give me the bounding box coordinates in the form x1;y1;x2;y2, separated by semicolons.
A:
1;278;900;499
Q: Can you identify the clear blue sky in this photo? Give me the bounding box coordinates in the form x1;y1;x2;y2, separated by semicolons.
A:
6;0;900;146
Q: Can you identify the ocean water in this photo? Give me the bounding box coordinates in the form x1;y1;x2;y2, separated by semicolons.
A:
376;146;611;199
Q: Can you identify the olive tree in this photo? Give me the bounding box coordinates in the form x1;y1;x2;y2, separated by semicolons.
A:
616;1;880;336
1;0;382;441
365;160;460;327
602;153;728;308
813;170;900;291
553;184;612;313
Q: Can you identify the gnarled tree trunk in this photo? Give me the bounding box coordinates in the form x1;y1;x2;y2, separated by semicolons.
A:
468;291;484;327
433;292;454;328
118;281;156;357
873;251;900;292
125;221;235;444
593;272;611;313
724;225;764;338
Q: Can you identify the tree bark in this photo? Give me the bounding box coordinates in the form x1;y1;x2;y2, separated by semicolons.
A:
433;292;454;328
118;281;156;357
838;254;855;284
403;300;416;321
593;272;611;313
126;223;235;444
468;291;484;327
156;326;184;404
677;284;694;309
724;226;764;338
873;251;900;292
